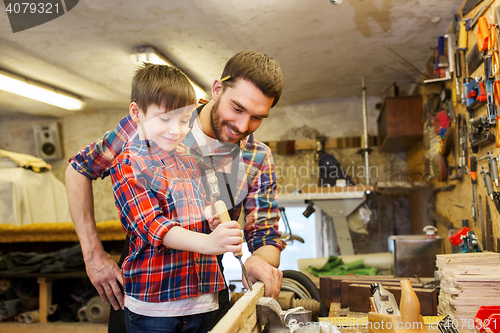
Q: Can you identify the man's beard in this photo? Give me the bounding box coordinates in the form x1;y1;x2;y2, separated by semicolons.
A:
210;98;249;143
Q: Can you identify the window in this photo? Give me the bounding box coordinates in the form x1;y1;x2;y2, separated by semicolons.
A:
222;205;316;291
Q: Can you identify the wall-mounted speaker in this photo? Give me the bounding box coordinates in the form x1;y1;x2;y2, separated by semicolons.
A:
33;123;63;160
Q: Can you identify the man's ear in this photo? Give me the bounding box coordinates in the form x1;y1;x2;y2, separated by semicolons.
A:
211;79;223;101
129;102;141;123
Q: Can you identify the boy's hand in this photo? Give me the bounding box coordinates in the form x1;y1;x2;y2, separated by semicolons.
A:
204;206;221;231
205;221;242;255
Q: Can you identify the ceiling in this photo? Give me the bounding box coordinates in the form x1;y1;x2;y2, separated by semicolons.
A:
0;0;463;118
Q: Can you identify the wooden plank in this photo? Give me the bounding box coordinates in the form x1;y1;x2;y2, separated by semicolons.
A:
210;282;264;333
37;277;53;323
340;280;423;308
0;322;107;333
320;276;418;302
348;284;437;316
320;276;332;301
236;310;258;333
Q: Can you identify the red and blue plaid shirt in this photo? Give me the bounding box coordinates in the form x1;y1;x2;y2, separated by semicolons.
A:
69;107;285;254
110;140;225;302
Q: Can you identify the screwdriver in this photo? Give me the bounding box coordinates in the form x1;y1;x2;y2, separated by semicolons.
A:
214;200;253;291
469;155;479;224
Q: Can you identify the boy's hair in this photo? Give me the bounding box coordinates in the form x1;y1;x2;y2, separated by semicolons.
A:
131;63;196;114
221;51;284;108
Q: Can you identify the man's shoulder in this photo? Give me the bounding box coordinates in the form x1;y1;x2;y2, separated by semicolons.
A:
114;141;149;165
242;134;272;154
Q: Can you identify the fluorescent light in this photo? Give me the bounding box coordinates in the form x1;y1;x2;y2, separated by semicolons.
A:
0;70;85;111
130;46;209;101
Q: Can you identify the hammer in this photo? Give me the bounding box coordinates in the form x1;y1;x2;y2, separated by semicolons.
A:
206;170;253;291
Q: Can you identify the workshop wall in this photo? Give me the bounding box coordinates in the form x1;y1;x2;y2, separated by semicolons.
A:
407;1;500;254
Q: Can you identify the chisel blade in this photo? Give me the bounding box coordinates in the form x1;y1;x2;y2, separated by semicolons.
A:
236;256;253;291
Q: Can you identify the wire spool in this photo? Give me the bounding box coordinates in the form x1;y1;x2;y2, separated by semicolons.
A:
0;298;21;320
24;310;39;324
281;278;312;300
48;303;58;315
77;306;87;321
86;296;109;323
282;270;329;318
291;298;321;318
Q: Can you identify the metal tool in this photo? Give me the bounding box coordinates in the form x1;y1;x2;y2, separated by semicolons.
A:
205;169;253;291
438;315;460;333
466;0;496;31
206;170;220;215
469;155;479;223
479;194;486;250
478;159;500;214
214;200;253;291
469;115;495;153
485;200;494;251
369;283;400;316
479;151;499;186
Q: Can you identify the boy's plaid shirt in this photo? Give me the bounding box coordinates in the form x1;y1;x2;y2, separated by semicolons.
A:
69;110;285;255
110;140;225;302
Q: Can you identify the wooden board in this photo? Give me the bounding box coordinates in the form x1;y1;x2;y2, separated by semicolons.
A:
209;282;264;333
340;280;423;308
348;284;437;316
319;276;419;303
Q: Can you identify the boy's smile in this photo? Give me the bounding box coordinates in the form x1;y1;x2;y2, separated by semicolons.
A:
132;103;195;152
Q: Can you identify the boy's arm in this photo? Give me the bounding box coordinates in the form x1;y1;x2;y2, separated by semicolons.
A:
112;159;242;255
65;165;124;310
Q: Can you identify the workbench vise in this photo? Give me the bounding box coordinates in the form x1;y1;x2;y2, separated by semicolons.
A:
368;281;428;333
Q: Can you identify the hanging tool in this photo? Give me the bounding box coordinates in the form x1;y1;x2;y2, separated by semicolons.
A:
464;76;487;115
479;194;486;250
478;151;499;187
466;0;496;31
485;201;494;251
425;35;453;83
469;155;479;223
469;115;495;153
459;20;469;103
214;200;253;291
479;164;500;214
450;114;468;180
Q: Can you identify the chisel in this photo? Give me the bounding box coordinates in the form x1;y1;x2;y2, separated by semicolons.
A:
214;200;253;291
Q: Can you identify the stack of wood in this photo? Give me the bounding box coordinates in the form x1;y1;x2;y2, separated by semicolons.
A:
437;252;500;320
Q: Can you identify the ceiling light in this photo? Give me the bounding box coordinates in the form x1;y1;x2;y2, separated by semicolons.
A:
0;69;85;111
130;46;209;101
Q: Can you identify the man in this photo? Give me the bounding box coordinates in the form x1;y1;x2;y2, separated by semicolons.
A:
66;50;285;332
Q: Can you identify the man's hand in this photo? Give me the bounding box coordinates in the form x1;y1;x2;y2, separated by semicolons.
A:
244;246;282;299
85;250;124;310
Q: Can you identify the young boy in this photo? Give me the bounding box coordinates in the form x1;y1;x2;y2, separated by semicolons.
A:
110;64;242;333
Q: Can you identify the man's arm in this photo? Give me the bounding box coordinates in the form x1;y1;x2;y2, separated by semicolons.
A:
65;165;124;310
241;143;286;299
244;245;282;298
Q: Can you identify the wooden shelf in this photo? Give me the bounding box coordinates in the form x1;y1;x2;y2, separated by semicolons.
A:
0;321;107;333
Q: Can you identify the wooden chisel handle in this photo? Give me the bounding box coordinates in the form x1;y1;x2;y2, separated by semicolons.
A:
214;200;243;257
